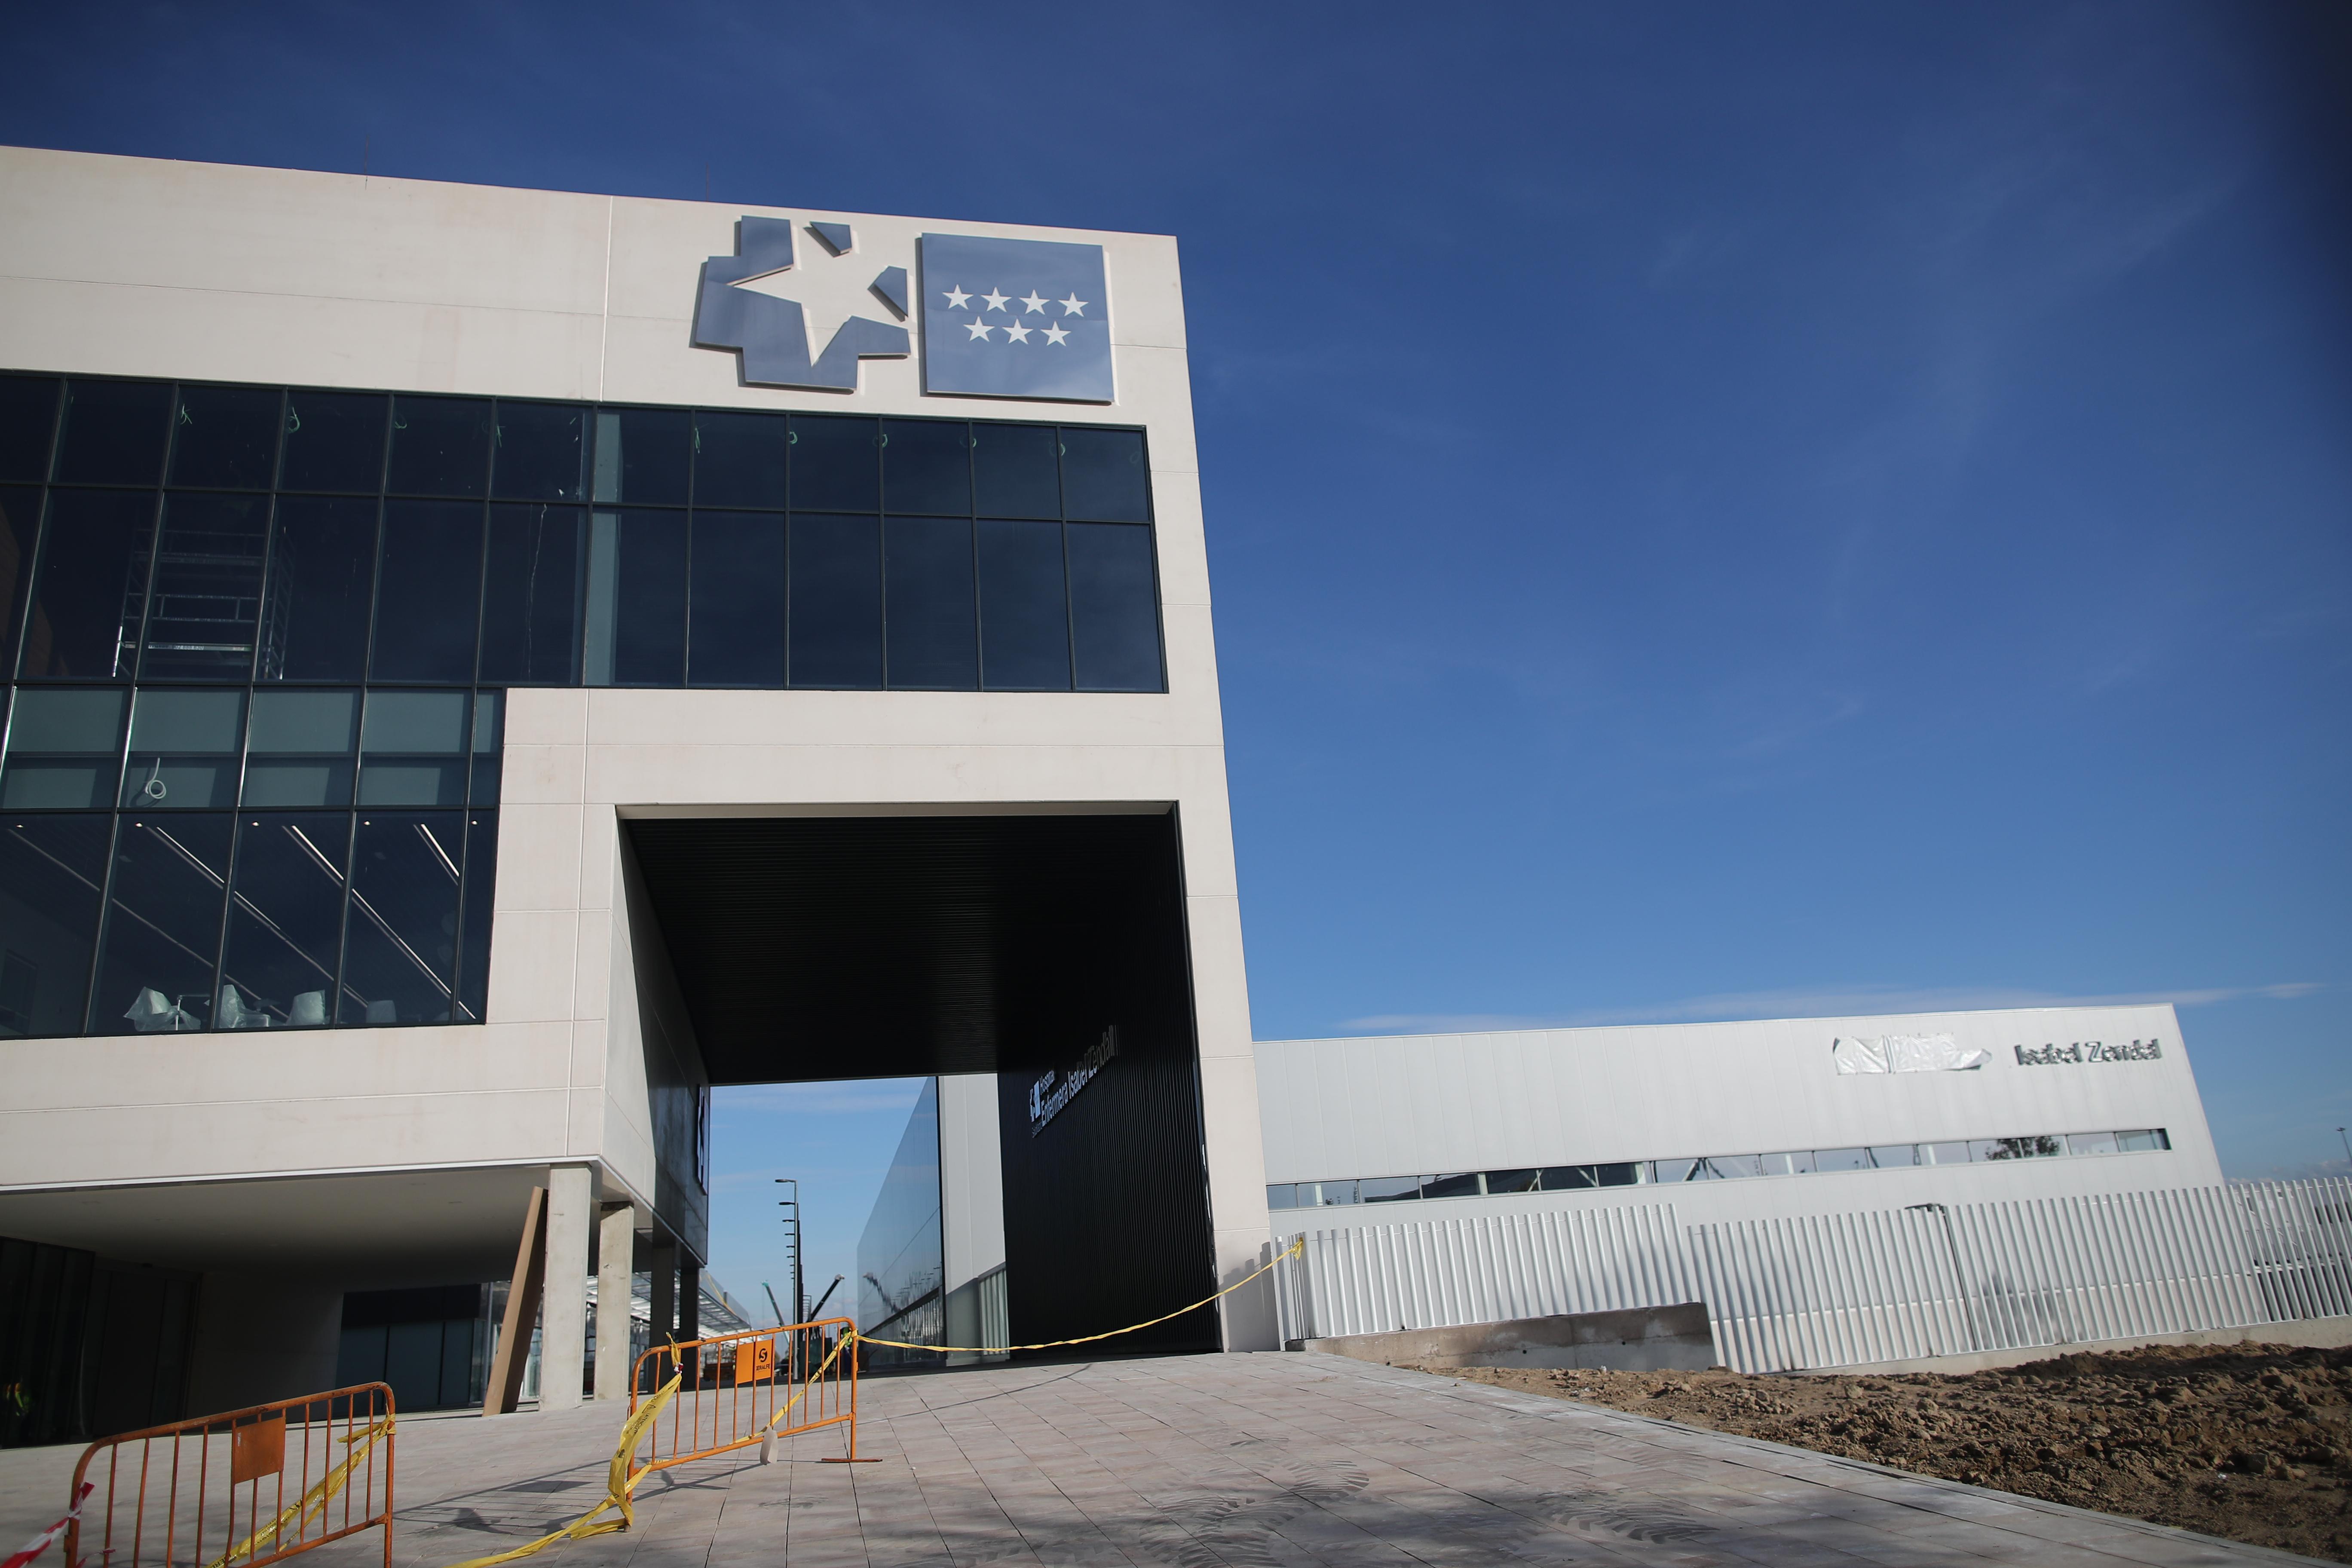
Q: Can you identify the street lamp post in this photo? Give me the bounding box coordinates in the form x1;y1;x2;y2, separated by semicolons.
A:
1907;1202;1980;1354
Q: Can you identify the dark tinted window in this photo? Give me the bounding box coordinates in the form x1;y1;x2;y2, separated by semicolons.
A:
1539;1165;1598;1190
386;397;492;498
1594;1163;1643;1187
260;498;375;681
20;489;153;679
478;505;583;685
218;811;349;1029
340;810;462;1025
1058;427;1149;521
54;381;172;487
1066;524;1161;691
591;408;689;505
0;376;60;484
977;519;1068;689
139;493;269;681
122;688;244;811
688;512;784;686
613;511;686;684
692;411;787;508
0;812;108;1037
91;813;233;1034
971;424;1060;518
280;392;386;493
788;514;881;688
456;810;496;1023
492;403;587;502
0;689;126;810
882;420;969;515
789;416;879;511
882;518;977;689
371;501;483;683
243;689;358;807
0;487;38;662
168;386;281;490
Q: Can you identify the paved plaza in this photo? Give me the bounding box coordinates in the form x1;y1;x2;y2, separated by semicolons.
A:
1;1353;2323;1567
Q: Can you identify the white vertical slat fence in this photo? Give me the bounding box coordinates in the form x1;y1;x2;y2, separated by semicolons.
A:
1271;1202;1696;1345
1269;1178;2352;1375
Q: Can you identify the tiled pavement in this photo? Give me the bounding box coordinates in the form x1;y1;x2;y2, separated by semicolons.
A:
2;1353;2325;1566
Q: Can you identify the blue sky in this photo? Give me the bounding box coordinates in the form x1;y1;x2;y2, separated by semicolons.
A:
7;2;2345;1302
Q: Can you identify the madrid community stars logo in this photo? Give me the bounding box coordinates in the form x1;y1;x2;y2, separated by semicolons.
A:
918;233;1113;403
690;219;1115;404
939;284;1086;347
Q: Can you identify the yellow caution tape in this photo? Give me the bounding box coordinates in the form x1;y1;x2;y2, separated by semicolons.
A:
856;1236;1304;1354
438;1370;680;1568
206;1418;392;1568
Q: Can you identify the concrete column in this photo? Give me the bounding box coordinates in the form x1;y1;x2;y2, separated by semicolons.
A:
540;1165;593;1412
594;1204;636;1400
647;1240;677;1347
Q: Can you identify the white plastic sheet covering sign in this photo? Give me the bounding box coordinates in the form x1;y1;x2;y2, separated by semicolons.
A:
1830;1032;1992;1074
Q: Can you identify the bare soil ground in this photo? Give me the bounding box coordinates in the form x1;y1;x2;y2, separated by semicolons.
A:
1408;1343;2352;1562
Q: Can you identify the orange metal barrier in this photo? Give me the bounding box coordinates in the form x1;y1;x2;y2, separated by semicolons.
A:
66;1383;395;1568
627;1318;863;1470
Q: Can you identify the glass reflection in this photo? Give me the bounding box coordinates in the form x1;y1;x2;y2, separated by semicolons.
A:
20;488;154;679
882;518;977;689
219;812;350;1029
1;688;126;810
54;381;172;487
1067;523;1161;691
92;813;232;1034
122;688;244;810
372;500;483;682
259;498;376;682
139;493;268;680
340;811;462;1025
590;408;689;506
0;375;60;484
1056;427;1148;521
787;514;879;688
244;689;358;806
168;386;281;491
387;397;491;499
358;690;468;807
687;513;783;686
977;519;1069;689
280;392;387;494
0;814;109;1038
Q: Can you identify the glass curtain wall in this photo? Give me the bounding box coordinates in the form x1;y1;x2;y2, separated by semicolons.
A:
0;373;1168;1043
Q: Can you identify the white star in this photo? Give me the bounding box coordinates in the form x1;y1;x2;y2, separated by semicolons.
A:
981;288;1010;312
965;319;993;340
943;286;971;309
1058;294;1088;316
1042;322;1069;346
1020;291;1047;313
1004;322;1032;343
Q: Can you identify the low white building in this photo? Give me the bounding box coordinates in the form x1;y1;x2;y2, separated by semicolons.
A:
1255;1004;2214;1232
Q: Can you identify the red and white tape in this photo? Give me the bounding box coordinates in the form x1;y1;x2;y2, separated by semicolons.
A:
1;1482;94;1568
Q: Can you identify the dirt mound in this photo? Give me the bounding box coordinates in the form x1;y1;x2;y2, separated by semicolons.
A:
1409;1342;2352;1562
